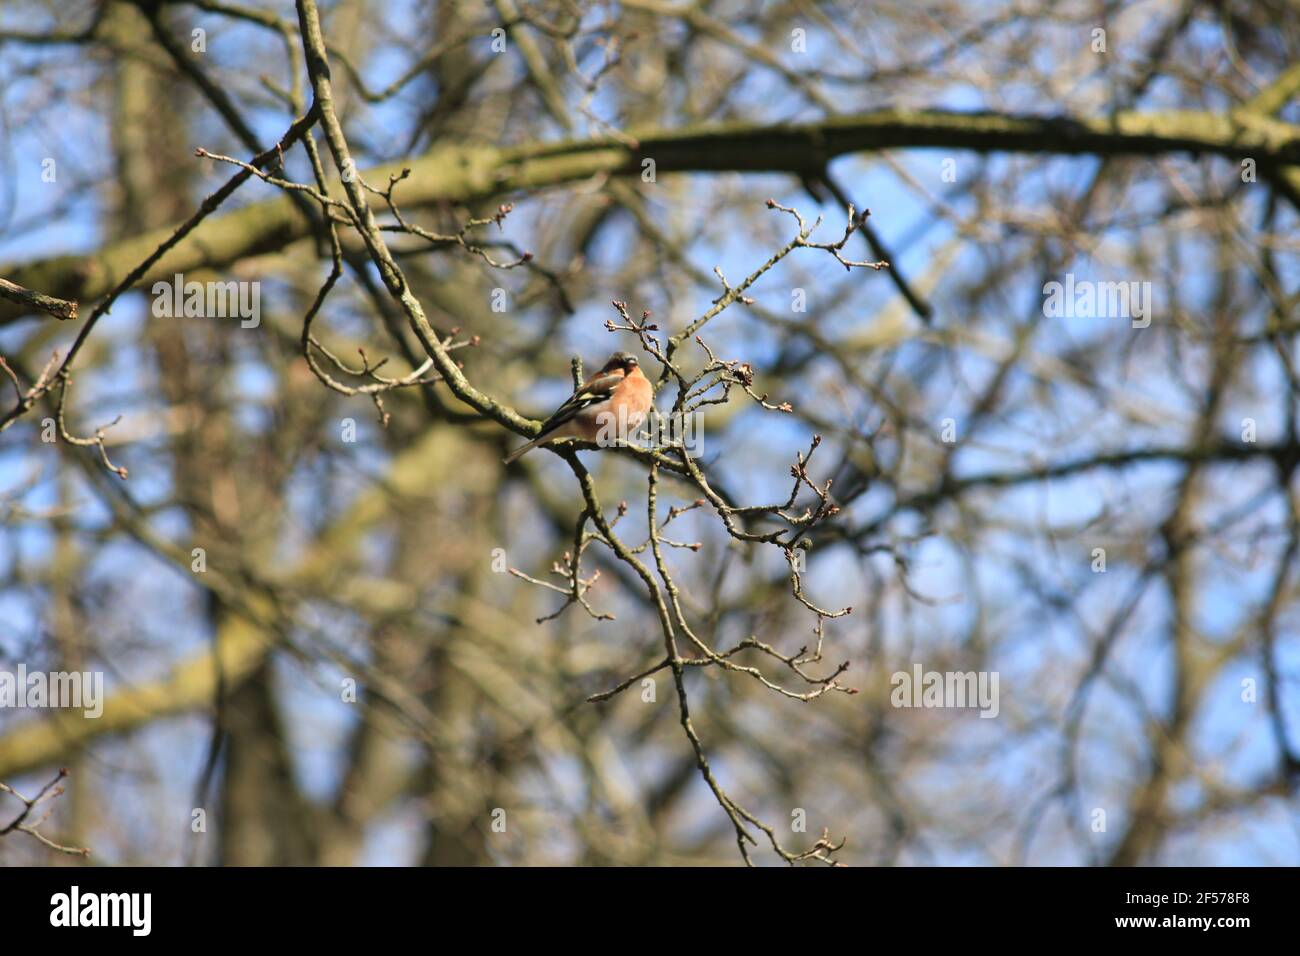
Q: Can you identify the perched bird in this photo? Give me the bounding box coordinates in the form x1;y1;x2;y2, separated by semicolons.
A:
503;351;653;463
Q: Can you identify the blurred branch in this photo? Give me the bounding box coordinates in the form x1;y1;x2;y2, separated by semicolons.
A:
6;106;1297;325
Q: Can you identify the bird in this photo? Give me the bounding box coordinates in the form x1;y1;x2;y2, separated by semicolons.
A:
503;351;653;464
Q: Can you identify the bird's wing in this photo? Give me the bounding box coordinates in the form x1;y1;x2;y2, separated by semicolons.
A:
537;371;623;434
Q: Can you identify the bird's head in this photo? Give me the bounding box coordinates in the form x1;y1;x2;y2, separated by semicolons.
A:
601;351;640;375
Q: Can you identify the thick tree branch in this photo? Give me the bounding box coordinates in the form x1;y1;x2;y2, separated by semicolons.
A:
4;106;1296;324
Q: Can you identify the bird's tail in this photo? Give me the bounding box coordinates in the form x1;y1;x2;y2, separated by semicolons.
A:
502;435;546;464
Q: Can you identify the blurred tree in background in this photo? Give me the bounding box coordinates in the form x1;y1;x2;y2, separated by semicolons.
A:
1;0;1299;865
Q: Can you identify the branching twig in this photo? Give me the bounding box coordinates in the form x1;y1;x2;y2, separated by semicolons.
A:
1;769;91;857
